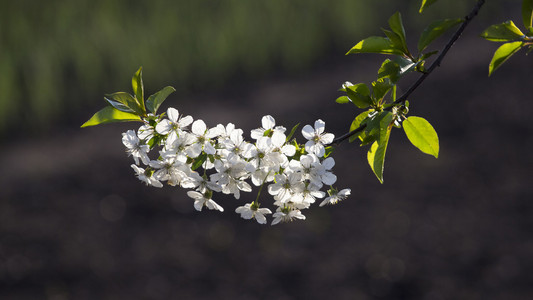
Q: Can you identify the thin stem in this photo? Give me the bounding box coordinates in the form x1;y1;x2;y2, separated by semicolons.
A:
331;0;485;146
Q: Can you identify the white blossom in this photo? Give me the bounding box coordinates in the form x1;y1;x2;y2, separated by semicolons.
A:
186;119;221;157
235;203;272;224
119;107;348;224
187;190;224;212
319;188;351;207
155;107;193;140
131;164;163;188
271;207;306;225
122;130;150;165
251;115;286;139
301;119;335;157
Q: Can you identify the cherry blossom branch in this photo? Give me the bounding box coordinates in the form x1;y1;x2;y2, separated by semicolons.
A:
331;0;486;146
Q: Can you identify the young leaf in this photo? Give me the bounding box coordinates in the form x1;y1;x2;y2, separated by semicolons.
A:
347;36;404;56
362;111;392;146
402;116;439;158
104;92;144;116
388;12;408;54
488;41;524;76
481;21;525;42
146;86;176;114
286;123;300;142
131;67;145;112
382;29;408;55
378;59;401;83
104;97;136;113
418;18;463;52
523;0;533;29
419;0;438;13
349;111;370;143
81;106;142;127
372;78;394;102
191;152;207;170
345;83;373;108
336;96;351;104
367;112;393;183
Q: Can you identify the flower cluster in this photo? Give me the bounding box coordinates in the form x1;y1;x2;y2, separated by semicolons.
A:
122;107;351;225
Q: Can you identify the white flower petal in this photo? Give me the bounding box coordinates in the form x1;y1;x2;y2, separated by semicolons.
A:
321;133;335;144
271;131;286;147
255;213;267;224
301;125;315;140
321;172;337;185
262;115;275;130
314;119;326;134
155;119;173;135
179;115;194;128
192;119;206;135
167;107;179;122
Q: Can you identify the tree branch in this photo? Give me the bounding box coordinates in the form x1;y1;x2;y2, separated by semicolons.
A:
331;0;486;146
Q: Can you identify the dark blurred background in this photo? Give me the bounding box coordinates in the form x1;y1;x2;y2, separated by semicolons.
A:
1;0;532;299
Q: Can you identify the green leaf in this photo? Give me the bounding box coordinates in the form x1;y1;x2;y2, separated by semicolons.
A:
131;67;145;113
418;18;463;52
419;0;438;13
372;78;394;102
481;21;525;42
523;0;533;29
402;116;439;158
347;36;405;56
191;152;207;170
349;111;370;143
345;83;373;108
104;92;144;116
367;113;393;183
378;59;401;83
382;29;408;55
378;57;417;83
420;50;439;61
388;12;408;54
335;96;350;104
104;98;136;113
146;86;176;114
81;106;142;127
488;41;524;76
362;111;392;146
286;123;300;142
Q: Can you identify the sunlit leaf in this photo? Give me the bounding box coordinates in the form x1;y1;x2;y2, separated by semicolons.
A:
335;96;350;104
488;41;524;76
349;111;370;143
481;21;525;42
367;112;393;183
403;116;439;158
418;18;463;52
146;86;176;114
347;36;405;56
81;106;142;127
419;0;438;13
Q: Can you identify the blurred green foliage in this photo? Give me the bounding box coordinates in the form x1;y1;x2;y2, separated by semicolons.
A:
0;0;480;136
